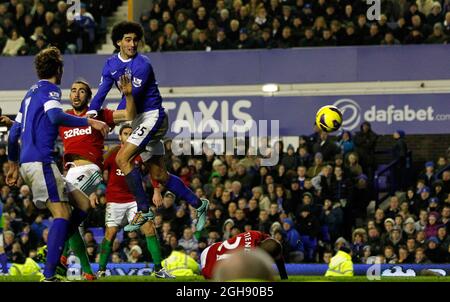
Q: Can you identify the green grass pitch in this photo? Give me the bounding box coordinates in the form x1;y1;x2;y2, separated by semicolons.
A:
1;275;450;282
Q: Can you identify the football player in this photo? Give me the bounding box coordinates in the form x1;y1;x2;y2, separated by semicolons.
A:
97;124;174;279
200;230;288;280
57;76;135;279
86;21;209;233
6;47;109;281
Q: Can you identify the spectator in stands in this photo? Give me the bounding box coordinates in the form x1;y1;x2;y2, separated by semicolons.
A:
425;236;446;263
297;205;320;262
354;122;378;178
444;12;450;36
427;2;443;26
414;247;431;263
282;218;304;262
417;0;435;16
418;161;436;187
318;27;336;46
364;23;383;45
392;130;408;190
2;28;25;56
299;26;318;46
425;211;443;238
256;210;271;234
381;31;401;45
336;131;354;157
425;22;448;43
385;196;401;220
178;227;198;254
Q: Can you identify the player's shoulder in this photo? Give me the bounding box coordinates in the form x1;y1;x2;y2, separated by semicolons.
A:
136;53;151;63
135;53;152;68
38;81;61;101
104;53;120;69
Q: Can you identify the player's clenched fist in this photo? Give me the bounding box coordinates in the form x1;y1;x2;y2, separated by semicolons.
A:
88;118;109;137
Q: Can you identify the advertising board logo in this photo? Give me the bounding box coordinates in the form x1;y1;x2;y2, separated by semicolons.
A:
333;99;361;131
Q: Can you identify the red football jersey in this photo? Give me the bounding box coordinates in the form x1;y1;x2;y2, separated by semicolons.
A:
59;108;115;169
202;231;270;279
104;147;142;203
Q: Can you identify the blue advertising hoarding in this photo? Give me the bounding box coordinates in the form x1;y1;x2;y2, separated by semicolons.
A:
144;94;450;137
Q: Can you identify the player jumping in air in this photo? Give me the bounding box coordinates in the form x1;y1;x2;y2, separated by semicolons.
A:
57;77;136;280
86;21;209;232
6;47;109;282
96;124;174;279
200;230;288;280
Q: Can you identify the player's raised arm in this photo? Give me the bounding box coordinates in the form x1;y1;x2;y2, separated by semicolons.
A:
112;74;137;123
87;63;115;116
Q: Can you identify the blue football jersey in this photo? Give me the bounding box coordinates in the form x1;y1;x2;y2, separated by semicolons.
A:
89;53;163;114
16;80;63;164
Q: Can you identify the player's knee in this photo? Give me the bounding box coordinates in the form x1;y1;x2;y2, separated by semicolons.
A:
105;227;117;241
49;203;71;220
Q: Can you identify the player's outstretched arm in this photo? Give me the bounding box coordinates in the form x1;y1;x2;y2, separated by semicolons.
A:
87;64;115;117
46;105;109;136
112;74;137;123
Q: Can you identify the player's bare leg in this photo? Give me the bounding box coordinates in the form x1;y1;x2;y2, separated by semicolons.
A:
146;155;209;231
66;188;96;280
116;142;155;230
140;221;175;279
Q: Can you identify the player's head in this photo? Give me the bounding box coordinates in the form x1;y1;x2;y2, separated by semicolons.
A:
111;21;143;58
119;124;133;144
70;80;92;111
34;46;63;84
212;248;276;281
259;238;283;260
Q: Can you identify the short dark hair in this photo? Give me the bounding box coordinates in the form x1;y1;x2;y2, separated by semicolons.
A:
34;47;63;79
119;123;132;135
111;21;143;49
73;79;92;100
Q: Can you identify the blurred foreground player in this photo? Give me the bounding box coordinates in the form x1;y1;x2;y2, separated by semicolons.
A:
200;230;288;280
213;248;277;281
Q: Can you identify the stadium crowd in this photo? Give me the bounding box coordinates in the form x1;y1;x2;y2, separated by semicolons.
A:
138;0;450;51
1;121;450;266
0;0;123;55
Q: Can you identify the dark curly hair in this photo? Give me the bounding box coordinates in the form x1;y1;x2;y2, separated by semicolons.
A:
34;47;63;80
111;21;143;49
